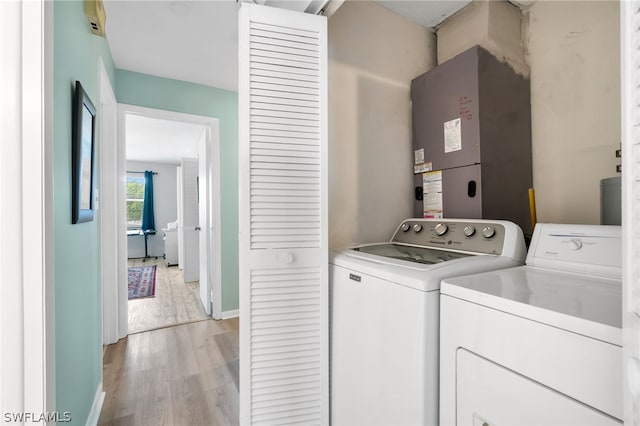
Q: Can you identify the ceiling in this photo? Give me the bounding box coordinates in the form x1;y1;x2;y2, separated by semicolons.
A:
103;0;472;92
376;1;470;28
125;114;204;163
104;0;240;92
106;0;472;162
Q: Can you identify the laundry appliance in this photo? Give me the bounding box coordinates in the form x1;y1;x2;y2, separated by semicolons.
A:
440;223;622;425
330;218;527;425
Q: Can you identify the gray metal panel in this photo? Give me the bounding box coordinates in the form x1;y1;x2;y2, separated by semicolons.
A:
476;47;533;235
411;46;532;232
601;176;621;225
414;172;424;217
442;165;482;219
411;47;481;171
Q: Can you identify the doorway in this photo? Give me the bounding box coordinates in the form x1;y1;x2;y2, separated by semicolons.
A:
106;104;222;337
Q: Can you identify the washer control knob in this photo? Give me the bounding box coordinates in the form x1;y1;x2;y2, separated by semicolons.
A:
434;223;448;236
400;223;411;232
482;226;496;238
413;224;423;233
569;239;583;250
463;225;476;237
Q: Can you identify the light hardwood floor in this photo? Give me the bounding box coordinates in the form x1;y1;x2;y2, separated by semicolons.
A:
128;258;209;334
99;318;239;426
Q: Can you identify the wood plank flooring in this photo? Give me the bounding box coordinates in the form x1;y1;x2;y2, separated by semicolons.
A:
99;318;239;426
128;258;209;334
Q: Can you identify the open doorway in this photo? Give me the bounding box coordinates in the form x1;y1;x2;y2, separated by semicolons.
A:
113;105;222;334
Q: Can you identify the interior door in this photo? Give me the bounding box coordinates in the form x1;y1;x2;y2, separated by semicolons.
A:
621;2;640;424
180;158;199;283
238;3;328;424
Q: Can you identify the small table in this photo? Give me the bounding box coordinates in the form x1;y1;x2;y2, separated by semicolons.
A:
126;229;157;261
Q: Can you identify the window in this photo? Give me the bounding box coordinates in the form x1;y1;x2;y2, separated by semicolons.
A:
126;175;145;228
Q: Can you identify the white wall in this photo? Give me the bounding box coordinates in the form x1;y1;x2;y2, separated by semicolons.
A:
126;160;178;258
328;1;436;248
437;0;528;76
525;1;620;224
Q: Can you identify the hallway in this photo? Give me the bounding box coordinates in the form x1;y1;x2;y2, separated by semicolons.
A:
98;318;239;425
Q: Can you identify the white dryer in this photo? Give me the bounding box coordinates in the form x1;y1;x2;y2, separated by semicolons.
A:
440;223;622;425
330;218;527;426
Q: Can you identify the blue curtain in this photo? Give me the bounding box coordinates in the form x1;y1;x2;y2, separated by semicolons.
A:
141;171;155;232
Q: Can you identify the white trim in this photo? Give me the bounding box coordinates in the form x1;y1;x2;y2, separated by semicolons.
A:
211;128;223;320
0;0;51;419
99;58;121;345
621;2;640;424
85;383;105;426
221;309;239;320
116;104;222;320
116;106;128;338
1;1;26;416
44;0;56;415
22;0;47;417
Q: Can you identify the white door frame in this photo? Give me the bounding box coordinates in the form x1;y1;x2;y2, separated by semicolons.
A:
621;1;640;423
0;0;55;417
199;129;216;316
99;59;122;344
115;104;222;319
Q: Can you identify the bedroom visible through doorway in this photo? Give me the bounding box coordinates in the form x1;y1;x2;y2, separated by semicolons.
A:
115;105;222;335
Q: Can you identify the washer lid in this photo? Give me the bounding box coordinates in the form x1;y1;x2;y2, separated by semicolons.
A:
441;266;622;346
331;248;520;292
352;243;471;265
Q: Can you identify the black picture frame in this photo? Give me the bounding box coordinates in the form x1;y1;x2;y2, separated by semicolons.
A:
72;81;96;224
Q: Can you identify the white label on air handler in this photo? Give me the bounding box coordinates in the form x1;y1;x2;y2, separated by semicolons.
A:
423;170;443;219
444;117;462;153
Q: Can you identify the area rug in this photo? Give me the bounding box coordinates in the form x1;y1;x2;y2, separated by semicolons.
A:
128;265;157;299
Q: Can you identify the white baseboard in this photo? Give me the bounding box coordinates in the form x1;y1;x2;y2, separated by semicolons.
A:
221;309;239;319
86;382;105;426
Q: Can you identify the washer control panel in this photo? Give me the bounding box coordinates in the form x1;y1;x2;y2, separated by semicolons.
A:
392;219;509;255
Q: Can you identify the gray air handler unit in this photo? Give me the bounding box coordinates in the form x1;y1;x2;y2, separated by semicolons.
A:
411;45;533;236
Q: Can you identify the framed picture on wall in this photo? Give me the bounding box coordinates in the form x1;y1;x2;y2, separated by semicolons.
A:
72;80;96;224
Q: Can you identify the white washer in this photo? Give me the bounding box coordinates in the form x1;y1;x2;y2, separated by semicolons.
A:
330;218;527;426
440;223;622;425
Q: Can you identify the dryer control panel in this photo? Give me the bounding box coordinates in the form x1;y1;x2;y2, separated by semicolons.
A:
391;219;524;257
526;223;621;279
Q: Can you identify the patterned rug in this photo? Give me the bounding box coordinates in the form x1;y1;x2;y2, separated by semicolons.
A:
128;265;157;299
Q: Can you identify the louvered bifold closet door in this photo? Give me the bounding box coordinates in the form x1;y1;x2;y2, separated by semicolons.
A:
622;2;640;425
238;4;328;425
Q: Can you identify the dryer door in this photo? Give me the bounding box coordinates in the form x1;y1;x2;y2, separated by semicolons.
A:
456;349;621;425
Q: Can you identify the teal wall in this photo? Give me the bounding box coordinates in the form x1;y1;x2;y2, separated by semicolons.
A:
116;70;239;312
53;1;116;424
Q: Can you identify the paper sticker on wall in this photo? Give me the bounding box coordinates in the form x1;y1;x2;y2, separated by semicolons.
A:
444;118;462;153
423;170;443;219
414;161;432;174
414;148;425;165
